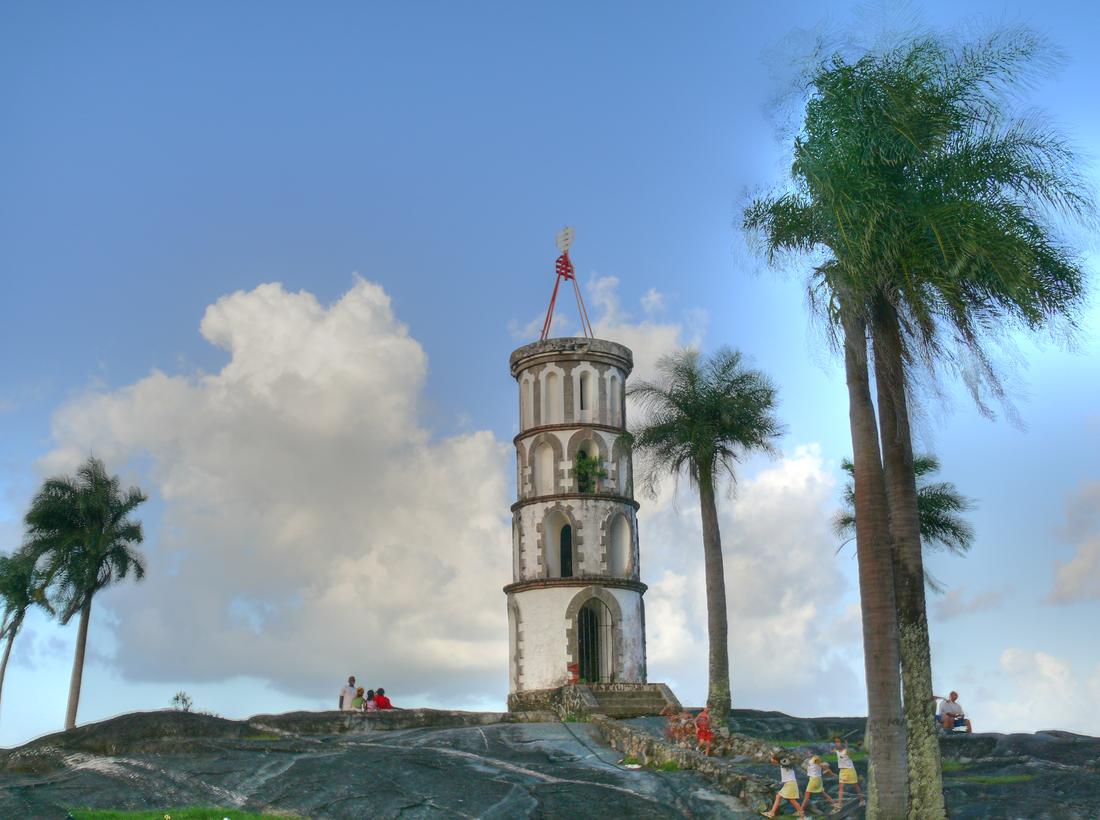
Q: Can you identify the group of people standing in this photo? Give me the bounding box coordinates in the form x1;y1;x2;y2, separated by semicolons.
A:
338;675;395;712
766;739;864;818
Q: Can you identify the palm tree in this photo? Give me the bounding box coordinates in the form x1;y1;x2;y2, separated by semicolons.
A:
745;25;1092;820
834;454;976;593
23;456;148;730
0;549;53;728
628;346;785;729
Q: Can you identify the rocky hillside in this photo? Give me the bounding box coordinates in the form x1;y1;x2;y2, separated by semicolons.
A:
0;708;1094;819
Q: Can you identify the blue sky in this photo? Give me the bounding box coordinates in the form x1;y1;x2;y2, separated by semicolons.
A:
2;1;1098;747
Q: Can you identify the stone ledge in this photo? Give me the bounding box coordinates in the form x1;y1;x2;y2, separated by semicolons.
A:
591;715;778;815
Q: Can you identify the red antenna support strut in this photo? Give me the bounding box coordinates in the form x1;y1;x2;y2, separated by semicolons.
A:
540;226;594;341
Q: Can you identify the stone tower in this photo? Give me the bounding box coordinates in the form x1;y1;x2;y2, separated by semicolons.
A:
505;337;650;711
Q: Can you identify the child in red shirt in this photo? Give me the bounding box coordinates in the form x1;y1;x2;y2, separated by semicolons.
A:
694;704;713;756
374;687;394;709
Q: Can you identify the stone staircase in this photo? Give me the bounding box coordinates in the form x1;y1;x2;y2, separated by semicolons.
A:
575;683;680;718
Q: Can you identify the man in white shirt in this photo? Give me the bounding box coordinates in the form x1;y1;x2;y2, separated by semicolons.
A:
339;676;358;711
935;691;973;732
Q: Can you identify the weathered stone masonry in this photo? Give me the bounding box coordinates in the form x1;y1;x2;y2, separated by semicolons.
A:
506;338;648;706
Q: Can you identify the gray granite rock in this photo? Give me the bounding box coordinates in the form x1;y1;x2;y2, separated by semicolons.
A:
0;710;755;819
1;709;1096;819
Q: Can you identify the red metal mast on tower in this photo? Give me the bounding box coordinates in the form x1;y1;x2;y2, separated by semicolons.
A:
540;226;594;341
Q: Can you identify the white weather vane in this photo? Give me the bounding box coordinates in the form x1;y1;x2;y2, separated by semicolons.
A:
540;226;593;341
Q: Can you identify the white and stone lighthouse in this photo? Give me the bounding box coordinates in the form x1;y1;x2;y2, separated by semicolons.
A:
505;336;655;712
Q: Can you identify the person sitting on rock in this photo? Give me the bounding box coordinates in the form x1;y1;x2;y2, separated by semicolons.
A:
351;687;366;710
374;687;394;710
934;691;973;733
365;689;379;712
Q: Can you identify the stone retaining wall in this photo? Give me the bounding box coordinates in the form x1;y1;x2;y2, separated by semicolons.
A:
590;715;779;815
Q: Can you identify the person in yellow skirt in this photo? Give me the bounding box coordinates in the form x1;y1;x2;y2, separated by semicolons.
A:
800;754;839;814
764;755;806;818
833;738;866;809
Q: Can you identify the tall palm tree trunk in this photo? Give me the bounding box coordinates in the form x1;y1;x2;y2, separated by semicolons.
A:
65;597;92;730
0;623;18;728
698;469;732;729
843;310;907;820
873;302;946;820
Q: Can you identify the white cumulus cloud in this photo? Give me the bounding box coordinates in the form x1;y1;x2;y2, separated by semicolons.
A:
933;585;1012;621
973;649;1100;736
641;446;865;717
1046;480;1100;603
40;280;512;705
34;275;862;721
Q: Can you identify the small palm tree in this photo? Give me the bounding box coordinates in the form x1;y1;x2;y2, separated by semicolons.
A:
23;456;148;730
0;549;53;728
834;455;976;592
629;347;785;728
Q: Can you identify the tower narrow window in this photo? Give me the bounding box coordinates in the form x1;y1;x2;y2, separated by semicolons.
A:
522;379;533;429
560;524;573;577
609;514;630;576
578;371;593;423
535;443;554;496
544;371;562;424
609;375;621;426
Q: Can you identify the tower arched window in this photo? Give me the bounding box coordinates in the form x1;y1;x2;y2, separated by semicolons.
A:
577;597;612;683
574;440;604;493
521;379;533;429
544;510;573;579
535;443;554;496
609;375;621;427
578;370;594;423
609;514;630;576
544;371;562;424
560;524;573;578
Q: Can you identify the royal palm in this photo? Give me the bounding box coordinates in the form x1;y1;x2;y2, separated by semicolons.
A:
23;456;148;730
0;549;52;728
746;26;1092;820
629;347;784;728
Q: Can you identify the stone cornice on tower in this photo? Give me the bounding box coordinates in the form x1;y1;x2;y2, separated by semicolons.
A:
509;337;633;379
510;494;640;514
503;577;649;595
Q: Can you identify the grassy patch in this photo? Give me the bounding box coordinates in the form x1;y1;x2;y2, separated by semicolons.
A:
955;774;1037;785
821;750;867;763
940;759;965;772
620;757;641;765
651;760;680;771
66;809;305;820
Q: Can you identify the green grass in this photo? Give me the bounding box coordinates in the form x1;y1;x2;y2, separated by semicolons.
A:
955;774;1037;785
66;809;305;820
771;741;867;762
940;759;965;772
651;760;680;771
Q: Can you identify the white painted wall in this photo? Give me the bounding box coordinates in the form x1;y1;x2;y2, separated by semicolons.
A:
513;497;638;581
509;586;646;692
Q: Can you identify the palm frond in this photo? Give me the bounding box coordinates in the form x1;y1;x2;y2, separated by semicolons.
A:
22;456;148;625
